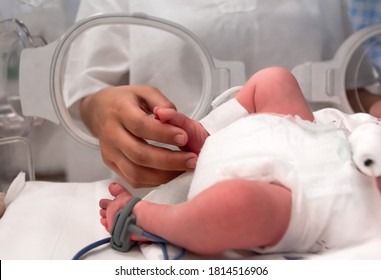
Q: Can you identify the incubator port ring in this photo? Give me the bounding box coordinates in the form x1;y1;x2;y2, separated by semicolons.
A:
49;13;218;149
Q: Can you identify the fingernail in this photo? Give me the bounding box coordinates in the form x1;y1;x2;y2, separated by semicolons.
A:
186;157;197;169
174;134;186;145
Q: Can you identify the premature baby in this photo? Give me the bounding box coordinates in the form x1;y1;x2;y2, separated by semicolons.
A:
100;67;381;255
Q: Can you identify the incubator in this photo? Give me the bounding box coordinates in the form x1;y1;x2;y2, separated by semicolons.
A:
1;10;381;261
16;13;381;149
0;18;44;193
0;0;77;193
292;23;381;113
1;12;381;187
0;19;45;139
19;13;246;148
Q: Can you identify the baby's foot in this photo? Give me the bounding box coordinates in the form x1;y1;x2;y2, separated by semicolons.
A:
99;183;134;232
154;106;209;154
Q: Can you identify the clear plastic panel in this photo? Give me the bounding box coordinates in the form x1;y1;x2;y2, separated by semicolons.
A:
346;33;381;113
19;13;245;149
0;136;35;194
49;14;219;148
62;23;207;118
293;25;381;114
0;19;45;137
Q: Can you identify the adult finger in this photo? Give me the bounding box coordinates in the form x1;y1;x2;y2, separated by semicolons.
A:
112;129;197;170
121;106;189;147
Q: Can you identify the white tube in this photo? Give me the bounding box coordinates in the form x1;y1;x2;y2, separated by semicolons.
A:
349;122;381;177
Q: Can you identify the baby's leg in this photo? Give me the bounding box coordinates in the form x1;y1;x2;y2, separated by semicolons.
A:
154;107;209;154
236;67;314;121
100;180;291;255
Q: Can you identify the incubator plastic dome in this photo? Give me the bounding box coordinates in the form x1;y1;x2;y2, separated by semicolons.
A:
292;24;381;113
18;14;381;149
0;18;45;137
19;13;245;149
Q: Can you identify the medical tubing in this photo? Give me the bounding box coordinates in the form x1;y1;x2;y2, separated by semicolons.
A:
72;196;186;260
72;230;186;260
140;231;186;260
158;242;169;260
142;231;168;243
0;18;41;47
72;237;111;260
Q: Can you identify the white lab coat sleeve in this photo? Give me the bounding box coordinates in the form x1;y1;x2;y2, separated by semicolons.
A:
63;0;131;119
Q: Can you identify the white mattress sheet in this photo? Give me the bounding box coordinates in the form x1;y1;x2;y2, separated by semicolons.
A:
0;172;380;260
0;173;142;260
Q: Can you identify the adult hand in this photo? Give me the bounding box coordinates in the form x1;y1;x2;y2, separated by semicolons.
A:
80;85;197;188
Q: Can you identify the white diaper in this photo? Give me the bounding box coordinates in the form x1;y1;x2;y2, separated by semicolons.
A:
189;113;381;254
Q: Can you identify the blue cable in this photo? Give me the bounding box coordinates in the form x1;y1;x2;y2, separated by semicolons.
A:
173;247;186;260
72;232;186;260
73;198;185;260
142;231;168;243
72;237;111;260
142;231;186;260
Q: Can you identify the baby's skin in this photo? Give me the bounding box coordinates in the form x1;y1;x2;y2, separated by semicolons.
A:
99;67;312;254
100;68;381;254
99;107;381;254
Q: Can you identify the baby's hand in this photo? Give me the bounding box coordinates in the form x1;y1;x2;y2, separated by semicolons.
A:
153;106;209;154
